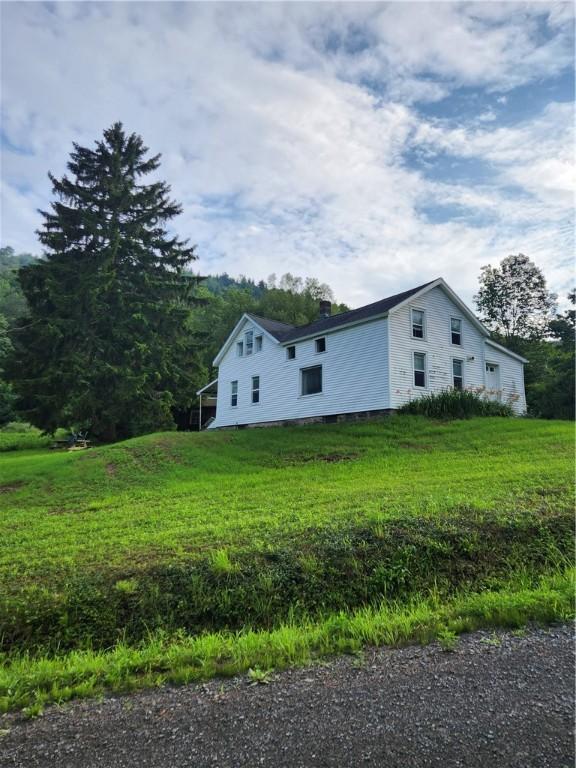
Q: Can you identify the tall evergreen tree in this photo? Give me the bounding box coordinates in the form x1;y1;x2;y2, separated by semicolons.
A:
10;123;201;441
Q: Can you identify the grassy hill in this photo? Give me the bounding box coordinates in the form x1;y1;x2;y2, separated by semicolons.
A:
0;416;573;713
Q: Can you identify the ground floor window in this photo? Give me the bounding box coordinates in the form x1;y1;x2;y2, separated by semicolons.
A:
231;380;238;407
301;365;322;396
452;359;463;390
413;352;426;388
252;375;260;404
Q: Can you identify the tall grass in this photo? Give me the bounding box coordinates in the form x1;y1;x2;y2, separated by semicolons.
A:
1;568;572;715
398;389;513;419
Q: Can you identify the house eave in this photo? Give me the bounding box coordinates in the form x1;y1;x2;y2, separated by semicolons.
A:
389;278;491;337
485;338;529;363
212;313;283;367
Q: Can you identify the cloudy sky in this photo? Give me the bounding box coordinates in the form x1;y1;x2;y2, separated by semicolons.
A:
1;2;574;308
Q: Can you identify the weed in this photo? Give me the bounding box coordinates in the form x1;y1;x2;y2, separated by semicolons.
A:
437;627;458;651
480;634;502;647
247;667;272;685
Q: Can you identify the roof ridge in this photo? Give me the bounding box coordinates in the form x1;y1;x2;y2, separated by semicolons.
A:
248;279;439;336
246;312;295;328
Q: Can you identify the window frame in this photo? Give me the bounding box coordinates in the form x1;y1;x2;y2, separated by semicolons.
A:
315;337;326;354
452;358;464;390
230;380;238;407
411;308;426;340
286;345;296;360
300;365;323;397
245;330;254;356
450;317;463;346
251;375;260;404
255;335;263;353
413;351;427;389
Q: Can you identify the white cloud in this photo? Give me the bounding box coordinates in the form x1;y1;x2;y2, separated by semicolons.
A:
0;1;573;308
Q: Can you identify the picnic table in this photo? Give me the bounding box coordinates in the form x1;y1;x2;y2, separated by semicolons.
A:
50;437;92;450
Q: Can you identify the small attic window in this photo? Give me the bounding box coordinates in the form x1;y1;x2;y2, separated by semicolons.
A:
236;341;244;357
287;346;296;360
451;317;462;346
315;337;326;353
412;309;425;339
245;330;254;355
255;335;263;352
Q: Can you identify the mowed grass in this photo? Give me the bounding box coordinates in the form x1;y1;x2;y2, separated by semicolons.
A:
0;416;572;585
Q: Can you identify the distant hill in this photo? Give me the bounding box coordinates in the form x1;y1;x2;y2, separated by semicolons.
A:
202;273;268;298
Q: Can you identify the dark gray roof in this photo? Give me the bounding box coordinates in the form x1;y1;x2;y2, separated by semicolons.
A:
245;313;295;337
251;280;438;343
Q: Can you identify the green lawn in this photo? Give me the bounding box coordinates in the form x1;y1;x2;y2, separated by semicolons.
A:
1;416;572;584
0;415;573;713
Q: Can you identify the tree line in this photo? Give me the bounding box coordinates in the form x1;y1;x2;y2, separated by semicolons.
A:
0;124;572;440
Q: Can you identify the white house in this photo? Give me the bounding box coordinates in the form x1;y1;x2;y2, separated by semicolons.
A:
198;278;527;429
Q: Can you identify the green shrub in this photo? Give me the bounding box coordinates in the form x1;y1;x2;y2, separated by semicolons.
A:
0;423;50;451
399;389;513;419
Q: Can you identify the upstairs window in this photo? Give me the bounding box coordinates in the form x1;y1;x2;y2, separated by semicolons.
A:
287;345;296;360
236;341;244;357
252;376;260;404
451;317;462;346
301;365;322;396
412;309;425;339
231;380;238;407
245;330;254;356
255;335;263;353
315;337;326;353
413;352;426;388
452;359;463;390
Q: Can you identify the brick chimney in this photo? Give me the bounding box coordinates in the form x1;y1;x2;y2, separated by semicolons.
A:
319;300;332;319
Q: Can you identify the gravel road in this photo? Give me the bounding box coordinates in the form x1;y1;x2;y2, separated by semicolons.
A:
1;625;573;768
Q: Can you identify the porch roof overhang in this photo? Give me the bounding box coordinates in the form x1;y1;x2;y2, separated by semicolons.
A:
196;379;218;396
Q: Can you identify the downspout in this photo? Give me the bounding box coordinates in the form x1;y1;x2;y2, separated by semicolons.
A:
199;395;202;432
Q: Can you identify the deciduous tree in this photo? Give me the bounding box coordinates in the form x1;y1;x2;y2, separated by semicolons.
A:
474;254;556;341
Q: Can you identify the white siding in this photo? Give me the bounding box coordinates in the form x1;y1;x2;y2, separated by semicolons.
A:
388;286;486;408
211;317;390;427
388;286;526;413
484;343;526;414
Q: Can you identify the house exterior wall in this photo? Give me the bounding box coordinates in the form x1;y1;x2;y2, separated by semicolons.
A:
483;343;527;413
387;285;526;413
211;316;390;428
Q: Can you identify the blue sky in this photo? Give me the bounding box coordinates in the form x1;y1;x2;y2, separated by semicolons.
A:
1;1;574;308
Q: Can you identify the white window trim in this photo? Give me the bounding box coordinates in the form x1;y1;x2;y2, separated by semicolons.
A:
236;341;244;357
251;375;260;405
452;357;464;390
450;316;463;347
286;345;296;360
300;364;323;397
314;337;327;354
245;330;254;356
255;335;263;353
230;380;238;407
412;351;427;389
411;308;426;340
